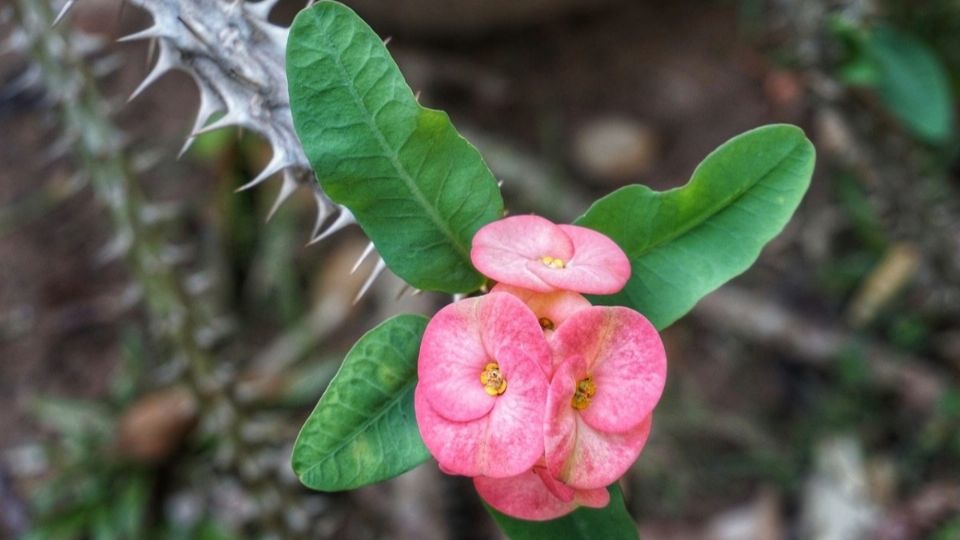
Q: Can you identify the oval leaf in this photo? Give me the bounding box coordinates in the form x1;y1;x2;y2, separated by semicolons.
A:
577;124;815;330
292;314;429;491
486;484;639;540
287;1;504;293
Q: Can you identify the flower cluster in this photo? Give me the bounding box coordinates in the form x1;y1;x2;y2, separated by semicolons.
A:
415;215;667;520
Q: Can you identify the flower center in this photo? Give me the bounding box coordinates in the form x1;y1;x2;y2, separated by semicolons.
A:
540;256;566;269
571;377;596;410
538;317;555;331
480;362;507;396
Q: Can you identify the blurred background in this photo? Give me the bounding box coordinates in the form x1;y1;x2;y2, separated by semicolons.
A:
1;0;959;538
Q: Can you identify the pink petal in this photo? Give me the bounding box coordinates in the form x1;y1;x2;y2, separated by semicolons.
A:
471;215;574;292
418;293;550;421
474;468;609;520
418;297;496;422
478;293;554;377
533;466;575;502
575;485;611;509
551;306;666;433
491;284;592;341
547;413;653;490
415;381;544;478
549;224;631;295
544;355;654;490
474;470;576;521
415;385;488;477
484;344;548;471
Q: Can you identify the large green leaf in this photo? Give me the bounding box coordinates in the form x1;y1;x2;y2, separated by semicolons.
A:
486;485;639;540
577;124;815;330
835;22;954;143
287;1;503;293
292;314;430;491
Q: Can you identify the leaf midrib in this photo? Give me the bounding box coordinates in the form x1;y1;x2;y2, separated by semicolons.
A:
314;9;471;262
620;138;806;259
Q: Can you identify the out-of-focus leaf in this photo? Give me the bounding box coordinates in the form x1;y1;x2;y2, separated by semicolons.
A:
835;22;954;143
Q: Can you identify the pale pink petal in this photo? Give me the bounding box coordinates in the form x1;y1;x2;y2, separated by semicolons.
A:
575;485;611;509
544;354;655;490
473;469;575;521
471;215;574;292
547;413;653;491
478;292;553;377
415;385;489;477
552;307;667;433
479;345;548;477
552;224;631;294
418;297;496;422
534;466;575;502
475;467;611;520
491;284;592;341
543;354;587;480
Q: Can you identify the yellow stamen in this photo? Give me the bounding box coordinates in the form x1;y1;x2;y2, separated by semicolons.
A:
571;377;596;410
540;256;566;269
538;317;555;331
480;362;507;396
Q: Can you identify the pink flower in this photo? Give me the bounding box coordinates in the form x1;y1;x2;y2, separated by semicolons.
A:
491;283;591;339
471;215;631;295
474;463;609;520
544;306;666;489
415;292;551;478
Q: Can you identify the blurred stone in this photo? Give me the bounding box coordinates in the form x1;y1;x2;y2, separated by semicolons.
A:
764;70;803;109
705;488;784;540
815;109;855;159
117;386;198;462
573;116;659;186
800;436;880;540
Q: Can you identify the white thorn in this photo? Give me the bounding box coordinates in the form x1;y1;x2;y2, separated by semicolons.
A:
308;208;354;245
351;241;377;274
310;190;333;239
117;26;161;43
237;154;287;192
353;258;386;305
192;111;244;136
96;232;132;265
247;0;282;18
383;36;393;46
178;85;224;158
127;45;175;102
497;179;504;188
266;170;299;221
52;0;78;27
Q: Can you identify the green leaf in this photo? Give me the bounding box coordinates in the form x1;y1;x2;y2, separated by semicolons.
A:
287;1;504;293
837;23;954;143
292;314;430;491
486;484;638;540
577;124;814;330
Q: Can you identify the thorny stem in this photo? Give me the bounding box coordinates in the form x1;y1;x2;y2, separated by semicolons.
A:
12;1;309;536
